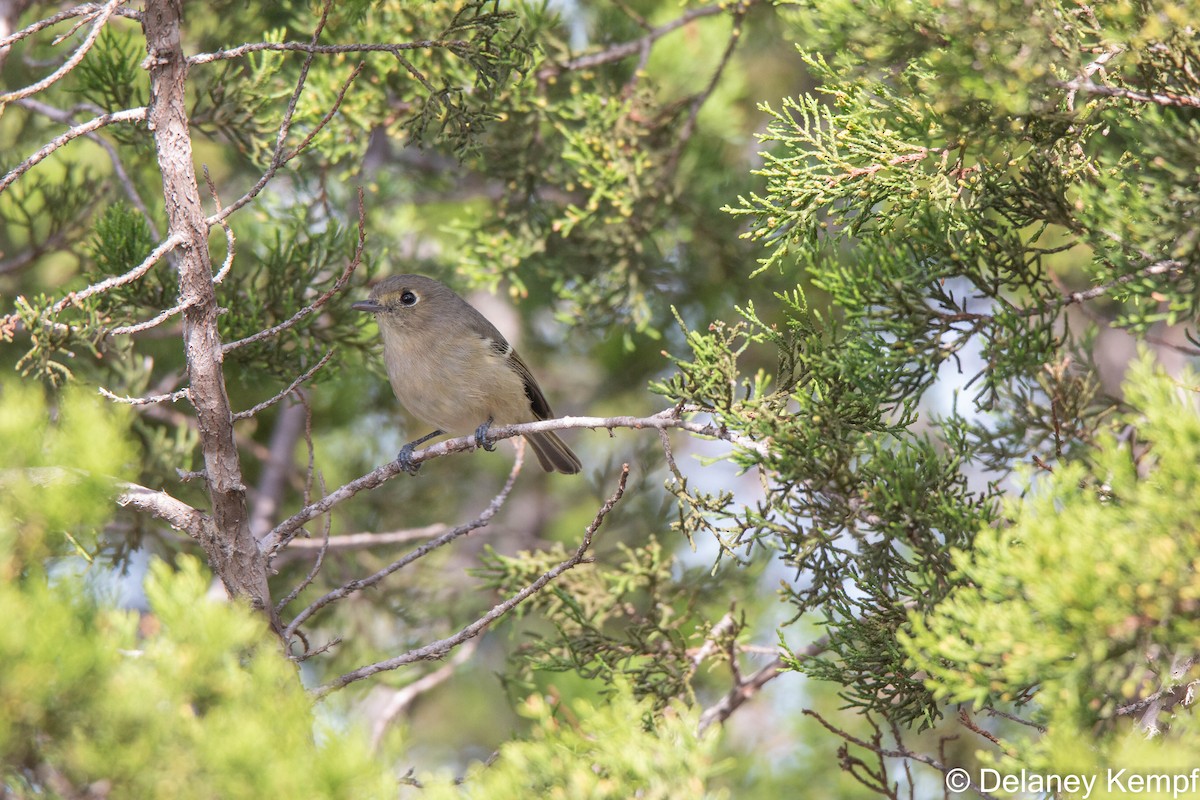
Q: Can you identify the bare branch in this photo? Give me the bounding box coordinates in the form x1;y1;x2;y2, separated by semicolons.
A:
698;635;830;734
1056;259;1184;308
205;1;347;225
265;408;765;550
221;188;365;353
98;385;190;406
281;61;366;162
202;165;235;284
54;231;183;318
278;523;449;559
665;0;749;173
314;463;629;697
282;441;527;638
232;348;335;421
187;38;467;66
1055;78;1200;109
106;299;192;337
689;610;738;671
274;476;331;615
0;0;124;105
116;480;207;540
981;706;1046;732
0;106;147;195
14;97;161;240
0;3;140;52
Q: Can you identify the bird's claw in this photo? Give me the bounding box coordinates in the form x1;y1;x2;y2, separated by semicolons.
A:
396;443;421;475
475;417;496;452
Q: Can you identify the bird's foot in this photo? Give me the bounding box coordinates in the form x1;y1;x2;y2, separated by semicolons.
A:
395;430;442;475
396;442;421;475
474;416;496;452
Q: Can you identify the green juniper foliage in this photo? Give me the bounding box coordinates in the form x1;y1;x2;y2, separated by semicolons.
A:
902;356;1200;787
4;0;1200;795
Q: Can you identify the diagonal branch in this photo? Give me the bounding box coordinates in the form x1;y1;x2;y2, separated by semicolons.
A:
0;3;140;52
205;0;340;225
0;0;124;104
281;441;527;638
537;1;757;79
0;106;147;195
221;188;366;353
232;348;335;421
313;463;628;697
1054;78;1200;109
701;621;913;733
116;480;207;540
15;97;161;240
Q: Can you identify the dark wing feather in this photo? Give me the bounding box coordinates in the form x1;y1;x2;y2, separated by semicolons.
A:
466;303;555;420
506;348;554;420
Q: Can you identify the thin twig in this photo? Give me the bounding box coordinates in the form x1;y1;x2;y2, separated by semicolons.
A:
313;464;628;697
44;231;183;315
0;3;140;51
804;709;1000;800
1055;78;1200;109
537;1;755;79
221;188;365;353
697;652;786;734
282;61;365;162
15;97;161;240
202;165;235;284
689;609;738;672
205;1;344;224
264;408;766;551
281;441;527;638
278;523;449;558
0;106;148;195
981;706;1046;732
98;386;190;406
0;0;123;104
275;476;332;615
187;38;467;65
232;348;335;421
664;0;748;173
107;299;193;337
1057;259;1183;307
957;708;1005;749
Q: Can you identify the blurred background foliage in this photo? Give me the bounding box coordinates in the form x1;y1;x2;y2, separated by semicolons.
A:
2;0;1200;796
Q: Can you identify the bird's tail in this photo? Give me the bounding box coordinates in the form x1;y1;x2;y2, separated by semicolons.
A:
525;431;581;474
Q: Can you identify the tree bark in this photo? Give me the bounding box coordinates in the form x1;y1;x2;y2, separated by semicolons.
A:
142;0;277;628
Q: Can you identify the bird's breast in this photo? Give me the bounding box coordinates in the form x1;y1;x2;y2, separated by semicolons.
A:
380;327;531;434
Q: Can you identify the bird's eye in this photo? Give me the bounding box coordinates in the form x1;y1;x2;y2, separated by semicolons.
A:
399;291;418;306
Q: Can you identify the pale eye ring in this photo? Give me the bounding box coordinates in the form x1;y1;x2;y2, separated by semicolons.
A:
399;290;418;306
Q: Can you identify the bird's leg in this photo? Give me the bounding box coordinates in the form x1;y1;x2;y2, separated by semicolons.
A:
396;430;442;475
474;416;496;452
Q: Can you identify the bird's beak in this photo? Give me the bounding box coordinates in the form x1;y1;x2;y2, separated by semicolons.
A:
351;300;385;313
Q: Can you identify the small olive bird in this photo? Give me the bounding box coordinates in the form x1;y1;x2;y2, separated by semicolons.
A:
352;274;581;475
